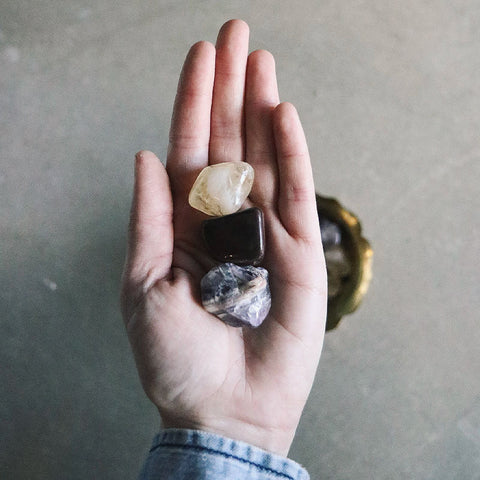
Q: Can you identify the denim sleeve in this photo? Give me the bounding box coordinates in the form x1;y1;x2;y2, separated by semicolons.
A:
138;428;310;480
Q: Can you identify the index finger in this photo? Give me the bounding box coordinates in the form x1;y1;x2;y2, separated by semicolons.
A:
167;41;215;197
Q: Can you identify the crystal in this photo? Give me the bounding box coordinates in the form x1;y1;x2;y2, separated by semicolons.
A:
319;216;342;248
188;162;254;216
324;245;352;298
201;263;271;328
202;207;265;265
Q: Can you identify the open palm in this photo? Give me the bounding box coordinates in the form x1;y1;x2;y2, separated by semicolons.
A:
121;20;327;456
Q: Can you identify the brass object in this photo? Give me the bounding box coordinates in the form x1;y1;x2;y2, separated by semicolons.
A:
316;194;373;331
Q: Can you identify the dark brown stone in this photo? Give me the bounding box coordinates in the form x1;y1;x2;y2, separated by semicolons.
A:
201;207;265;265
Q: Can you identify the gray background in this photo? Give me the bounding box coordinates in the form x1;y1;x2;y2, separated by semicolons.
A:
1;1;479;479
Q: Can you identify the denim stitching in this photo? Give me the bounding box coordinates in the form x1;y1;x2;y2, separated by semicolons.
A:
150;442;297;479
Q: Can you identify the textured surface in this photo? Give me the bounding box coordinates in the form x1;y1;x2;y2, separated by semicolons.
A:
1;1;479;479
201;263;271;328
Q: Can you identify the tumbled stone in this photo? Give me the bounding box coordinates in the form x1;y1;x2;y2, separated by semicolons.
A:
188;162;254;216
319;216;342;248
324;245;352;298
202;207;265;265
201;263;271;328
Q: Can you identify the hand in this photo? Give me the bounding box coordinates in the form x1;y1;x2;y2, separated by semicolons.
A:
121;19;327;457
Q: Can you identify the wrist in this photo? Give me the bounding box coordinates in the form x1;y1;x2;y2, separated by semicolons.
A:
161;413;296;457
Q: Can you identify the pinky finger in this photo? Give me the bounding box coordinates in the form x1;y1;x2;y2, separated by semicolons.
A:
273;102;320;242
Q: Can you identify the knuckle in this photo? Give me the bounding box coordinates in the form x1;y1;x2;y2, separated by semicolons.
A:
286;184;314;203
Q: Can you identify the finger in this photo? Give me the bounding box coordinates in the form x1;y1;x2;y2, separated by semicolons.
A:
125;150;174;288
245;49;280;208
209;19;249;164
167;41;215;197
273;102;320;242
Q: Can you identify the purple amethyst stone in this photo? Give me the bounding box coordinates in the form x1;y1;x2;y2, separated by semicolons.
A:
200;263;271;328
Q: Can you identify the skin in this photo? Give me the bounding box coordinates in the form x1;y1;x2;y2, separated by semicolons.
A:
120;19;327;457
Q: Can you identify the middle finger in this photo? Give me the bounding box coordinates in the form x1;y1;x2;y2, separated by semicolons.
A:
209;19;250;165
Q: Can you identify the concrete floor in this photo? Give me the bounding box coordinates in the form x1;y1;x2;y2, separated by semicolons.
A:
1;1;479;478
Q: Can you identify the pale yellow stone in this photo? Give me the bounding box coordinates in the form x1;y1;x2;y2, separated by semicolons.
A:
325;245;352;298
188;162;254;216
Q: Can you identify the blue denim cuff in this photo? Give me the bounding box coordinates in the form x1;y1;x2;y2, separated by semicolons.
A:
139;428;310;480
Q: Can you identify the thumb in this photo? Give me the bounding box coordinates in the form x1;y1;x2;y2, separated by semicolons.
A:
121;151;174;321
